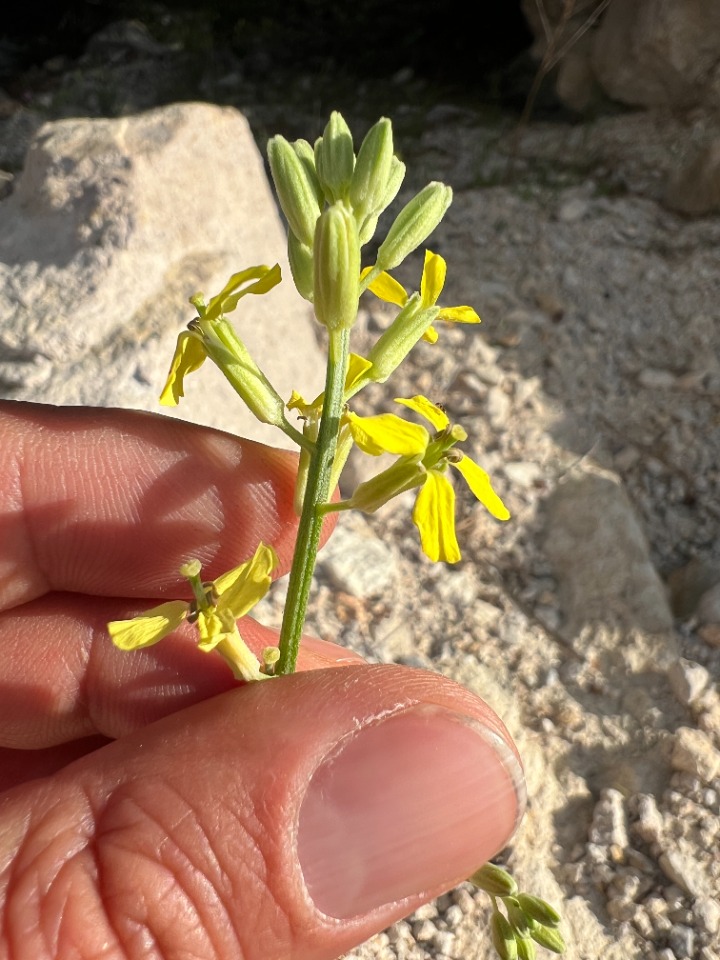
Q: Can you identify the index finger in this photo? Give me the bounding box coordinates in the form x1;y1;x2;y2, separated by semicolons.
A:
0;402;304;610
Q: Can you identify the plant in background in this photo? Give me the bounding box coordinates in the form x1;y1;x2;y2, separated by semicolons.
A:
107;111;564;958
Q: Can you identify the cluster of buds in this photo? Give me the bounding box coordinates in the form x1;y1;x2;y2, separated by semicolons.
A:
470;863;566;959
267;112;451;335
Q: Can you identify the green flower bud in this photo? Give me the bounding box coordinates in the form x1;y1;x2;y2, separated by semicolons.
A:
468;862;519;898
505;898;532;940
528;921;565;954
375;181;452;271
288;231;314;302
314;111;355;203
268;135;322;247
346;457;426;514
517;895;562;928
356;156;407;246
516;937;537;960
292;138;324;207
313;202;360;331
349;117;394;223
491;911;518;960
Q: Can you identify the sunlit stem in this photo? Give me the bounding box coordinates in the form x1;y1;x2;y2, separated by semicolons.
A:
276;326;350;674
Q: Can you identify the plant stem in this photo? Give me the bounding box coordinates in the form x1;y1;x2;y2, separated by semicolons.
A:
276;326;350;675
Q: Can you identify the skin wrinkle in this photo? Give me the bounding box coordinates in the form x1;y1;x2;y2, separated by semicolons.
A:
96;784;255;960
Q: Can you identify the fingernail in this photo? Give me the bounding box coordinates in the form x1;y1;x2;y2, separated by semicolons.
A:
297;705;525;919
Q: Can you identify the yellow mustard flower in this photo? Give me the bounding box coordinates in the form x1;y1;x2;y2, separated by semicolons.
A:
346;396;509;563
363;250;480;343
159;264;282;408
107;543;278;682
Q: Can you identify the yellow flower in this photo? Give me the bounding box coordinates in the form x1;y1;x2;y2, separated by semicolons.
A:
107;544;278;682
346;396;509;563
159;264;282;408
364;250;480;343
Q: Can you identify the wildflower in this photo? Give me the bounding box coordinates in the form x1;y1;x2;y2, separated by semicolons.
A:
158;265;299;437
344;395;509;563
365;249;480;343
108;544;278;682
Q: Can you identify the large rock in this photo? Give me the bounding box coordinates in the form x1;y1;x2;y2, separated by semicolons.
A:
0;102;324;447
543;466;674;640
521;0;720;114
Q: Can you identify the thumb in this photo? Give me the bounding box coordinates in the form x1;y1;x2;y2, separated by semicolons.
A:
0;664;524;960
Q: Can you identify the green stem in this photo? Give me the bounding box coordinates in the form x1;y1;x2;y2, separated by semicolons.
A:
276;327;350;675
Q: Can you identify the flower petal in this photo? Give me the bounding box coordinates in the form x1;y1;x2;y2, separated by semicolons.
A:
394;395;450;431
452;454;510;520
420;250;446;308
345;352;374;394
215;542;278;619
412;470;461;563
364;270;409;307
437;305;481;324
108;601;188;651
159;332;207;406
421;324;439;344
205;264;282;321
347;411;429;457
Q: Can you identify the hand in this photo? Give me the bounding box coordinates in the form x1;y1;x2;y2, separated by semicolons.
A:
0;401;524;960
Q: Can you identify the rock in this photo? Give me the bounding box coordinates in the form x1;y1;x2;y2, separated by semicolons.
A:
670;727;720;783
0;103;324;449
522;0;720;113
503;461;543;488
486;385;511;430
659;847;708;897
589;788;629;852
667;559;720;619
543;466;675;638
697;582;720;625
665;140;720;216
316;512;398;599
667;659;711;708
638;368;677;390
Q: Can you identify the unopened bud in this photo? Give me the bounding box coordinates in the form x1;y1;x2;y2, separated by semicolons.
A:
516;895;561;928
375;181;452;271
313;202;360;331
314;111;355;203
349;117;394;223
288;231;314;302
268;135;322;247
491;911;518;960
516;937;537;960
469;862;519;898
528;921;565;954
505;898;532;940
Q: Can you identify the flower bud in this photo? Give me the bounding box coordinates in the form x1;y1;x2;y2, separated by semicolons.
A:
313;202;360;331
288;231;314;302
505;898;532;940
292;138;324;206
516;895;561;927
366;294;438;383
516;937;537;960
469;862;519;898
491;911;518;960
314;111;355;203
349;117;394;223
528;921;565;954
268;135;322;247
375;181;452;271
